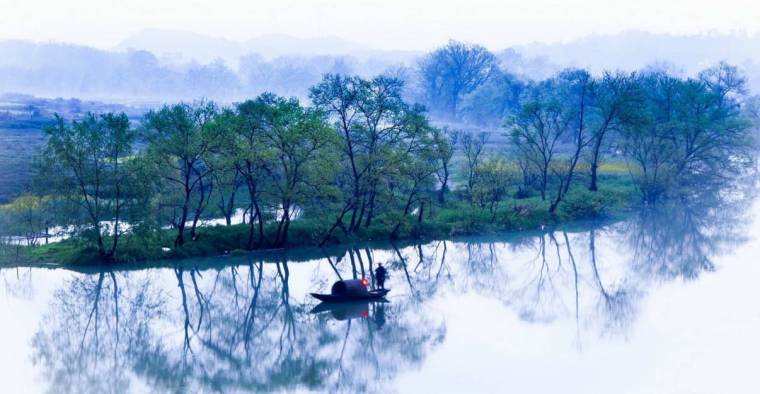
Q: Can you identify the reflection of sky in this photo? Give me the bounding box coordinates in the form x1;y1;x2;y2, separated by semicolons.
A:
1;199;759;393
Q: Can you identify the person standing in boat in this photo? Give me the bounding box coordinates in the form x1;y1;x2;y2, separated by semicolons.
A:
375;263;387;290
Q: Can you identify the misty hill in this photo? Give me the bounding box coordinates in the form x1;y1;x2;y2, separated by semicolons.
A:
115;29;394;64
4;31;760;103
0;40;408;102
115;29;246;65
510;30;760;87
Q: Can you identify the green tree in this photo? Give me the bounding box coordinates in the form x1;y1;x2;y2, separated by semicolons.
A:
310;74;409;235
621;67;752;202
587;72;644;191
431;127;459;204
471;158;514;221
460;132;488;201
255;94;339;246
143;102;223;246
233;100;274;249
40;113;136;260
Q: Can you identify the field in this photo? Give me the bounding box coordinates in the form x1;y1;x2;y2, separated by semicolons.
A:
0;128;45;203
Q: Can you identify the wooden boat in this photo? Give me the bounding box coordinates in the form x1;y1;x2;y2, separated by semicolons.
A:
310;288;390;303
310;279;390;303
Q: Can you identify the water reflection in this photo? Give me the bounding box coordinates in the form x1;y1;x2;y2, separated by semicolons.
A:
19;186;756;393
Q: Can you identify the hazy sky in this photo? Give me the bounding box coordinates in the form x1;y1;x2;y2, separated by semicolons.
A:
1;0;759;50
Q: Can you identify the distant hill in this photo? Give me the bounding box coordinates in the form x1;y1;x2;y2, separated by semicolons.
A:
115;29;246;65
4;31;760;102
507;30;760;88
0;37;414;102
114;29;418;65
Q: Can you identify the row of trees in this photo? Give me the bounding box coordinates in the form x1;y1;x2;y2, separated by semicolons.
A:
21;75;457;259
1;62;753;261
507;63;752;209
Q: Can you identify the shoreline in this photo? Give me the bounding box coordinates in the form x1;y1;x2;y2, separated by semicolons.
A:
0;181;637;270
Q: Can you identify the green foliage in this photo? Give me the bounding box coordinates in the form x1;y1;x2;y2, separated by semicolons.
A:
10;61;751;266
558;188;627;220
38;112;139;260
620;64;753;203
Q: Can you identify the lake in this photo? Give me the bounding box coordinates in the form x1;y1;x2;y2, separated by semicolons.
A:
1;192;759;393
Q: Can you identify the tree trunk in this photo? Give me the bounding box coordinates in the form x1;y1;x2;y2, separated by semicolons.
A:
589;138;603;191
365;188;377;227
175;203;188;247
540;167;548;200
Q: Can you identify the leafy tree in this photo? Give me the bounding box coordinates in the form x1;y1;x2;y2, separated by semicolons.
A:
471;158;514;221
508;70;599;212
40;113;137;259
588;72;645;191
0;194;52;246
388;105;440;238
548;69;595;212
310;74;409;235
419;40;499;117
232;101;273;249
208;113;243;226
431;127;459;204
508;88;568;203
460;132;489;201
142;102;223;246
621;67;752;202
255;93;338;246
459;70;525;126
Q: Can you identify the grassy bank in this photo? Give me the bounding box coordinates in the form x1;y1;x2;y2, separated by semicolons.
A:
2;174;638;267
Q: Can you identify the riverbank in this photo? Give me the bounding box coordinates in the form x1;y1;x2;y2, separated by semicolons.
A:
1;175;638;267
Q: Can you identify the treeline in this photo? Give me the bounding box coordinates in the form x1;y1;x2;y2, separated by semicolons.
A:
0;41;399;101
0;47;754;262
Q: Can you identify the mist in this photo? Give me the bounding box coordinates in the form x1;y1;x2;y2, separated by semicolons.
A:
4;29;760;104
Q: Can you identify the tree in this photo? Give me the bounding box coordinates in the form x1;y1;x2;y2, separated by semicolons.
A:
548;69;595;212
471;158;514;221
461;132;488;201
419;40;499;117
255;94;338;246
459;70;525;126
388;105;440;238
508;88;569;202
0;194;51;246
40;113;136;260
143;102;223;246
232;102;272;249
208;115;243;227
620;68;752;202
310;74;409;235
431;127;459;204
588;72;644;191
619;72;681;202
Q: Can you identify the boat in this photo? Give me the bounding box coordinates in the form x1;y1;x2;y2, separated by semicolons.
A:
310;279;390;303
310;289;390;302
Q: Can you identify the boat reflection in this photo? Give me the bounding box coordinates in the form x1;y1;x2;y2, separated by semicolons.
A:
311;300;388;324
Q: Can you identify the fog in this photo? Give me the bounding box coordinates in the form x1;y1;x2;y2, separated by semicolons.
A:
3;30;760;103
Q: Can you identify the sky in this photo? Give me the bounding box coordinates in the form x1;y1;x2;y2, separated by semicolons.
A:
1;0;759;50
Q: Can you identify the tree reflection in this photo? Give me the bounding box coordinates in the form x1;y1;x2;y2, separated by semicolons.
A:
31;270;165;394
28;178;755;392
622;181;755;280
32;254;445;393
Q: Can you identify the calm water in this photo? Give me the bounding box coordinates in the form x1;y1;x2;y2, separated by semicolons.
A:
1;193;759;393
